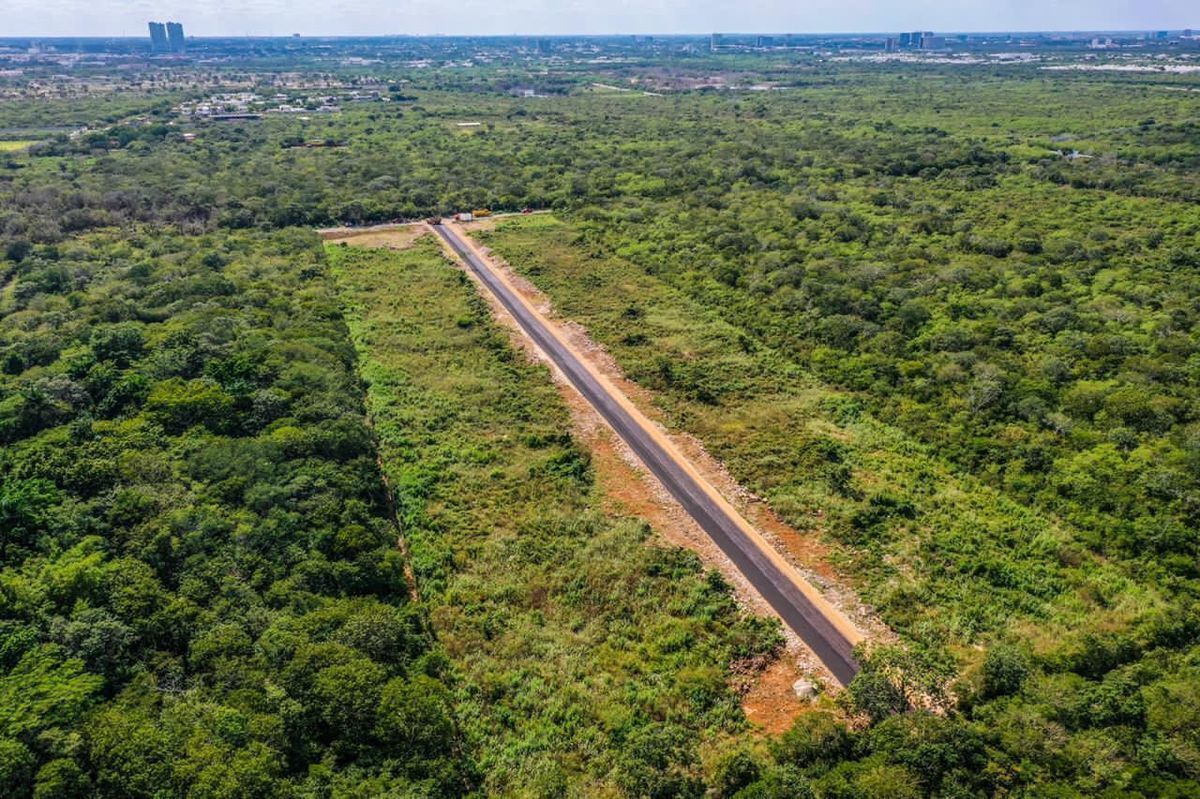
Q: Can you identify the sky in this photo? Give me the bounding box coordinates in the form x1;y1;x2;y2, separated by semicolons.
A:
1;0;1196;38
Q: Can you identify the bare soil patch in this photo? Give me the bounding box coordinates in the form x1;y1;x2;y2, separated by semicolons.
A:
321;224;427;249
740;656;825;734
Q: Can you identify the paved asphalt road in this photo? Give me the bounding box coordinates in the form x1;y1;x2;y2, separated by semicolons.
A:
433;223;861;686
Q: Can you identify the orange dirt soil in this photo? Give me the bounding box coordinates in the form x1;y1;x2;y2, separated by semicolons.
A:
740;657;825;734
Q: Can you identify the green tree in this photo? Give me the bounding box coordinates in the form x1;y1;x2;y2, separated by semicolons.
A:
145;378;235;434
375;674;456;760
0;738;35;799
33;759;92;799
0;646;102;741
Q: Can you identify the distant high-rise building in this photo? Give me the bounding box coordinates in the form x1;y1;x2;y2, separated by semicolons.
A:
148;21;168;52
899;32;912;47
710;33;724;51
910;31;923;48
166;21;185;53
885;37;899;52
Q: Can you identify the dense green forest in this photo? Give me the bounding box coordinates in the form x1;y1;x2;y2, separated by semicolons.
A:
2;52;1199;797
0;228;469;795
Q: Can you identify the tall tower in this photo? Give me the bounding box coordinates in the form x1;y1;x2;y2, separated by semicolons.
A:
166;22;185;53
148;21;168;52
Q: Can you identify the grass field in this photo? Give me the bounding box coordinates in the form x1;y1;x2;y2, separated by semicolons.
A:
326;235;781;796
0;140;35;152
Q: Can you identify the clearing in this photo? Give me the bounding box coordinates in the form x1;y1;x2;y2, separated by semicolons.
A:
336;222;878;726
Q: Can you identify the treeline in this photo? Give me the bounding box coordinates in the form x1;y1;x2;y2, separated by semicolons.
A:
0;229;471;796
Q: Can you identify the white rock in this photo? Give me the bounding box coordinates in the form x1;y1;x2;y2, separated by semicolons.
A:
792;678;819;701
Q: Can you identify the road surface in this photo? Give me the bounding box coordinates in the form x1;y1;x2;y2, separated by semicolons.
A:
432;222;863;685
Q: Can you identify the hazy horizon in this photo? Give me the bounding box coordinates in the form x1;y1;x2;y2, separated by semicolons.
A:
5;28;1200;39
2;0;1196;39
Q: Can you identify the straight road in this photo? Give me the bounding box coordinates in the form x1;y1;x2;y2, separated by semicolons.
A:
432;222;862;685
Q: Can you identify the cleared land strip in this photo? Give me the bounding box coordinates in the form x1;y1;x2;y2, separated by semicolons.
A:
432;221;864;685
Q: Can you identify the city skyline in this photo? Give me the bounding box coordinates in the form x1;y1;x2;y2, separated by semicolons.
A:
2;0;1196;38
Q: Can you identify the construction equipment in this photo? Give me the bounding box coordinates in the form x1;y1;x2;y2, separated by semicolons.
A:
472;208;492;218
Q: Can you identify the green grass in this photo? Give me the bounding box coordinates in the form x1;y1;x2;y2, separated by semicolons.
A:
0;140;35;152
326;237;781;797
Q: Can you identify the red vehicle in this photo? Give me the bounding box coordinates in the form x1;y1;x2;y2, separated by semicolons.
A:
521;207;533;214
